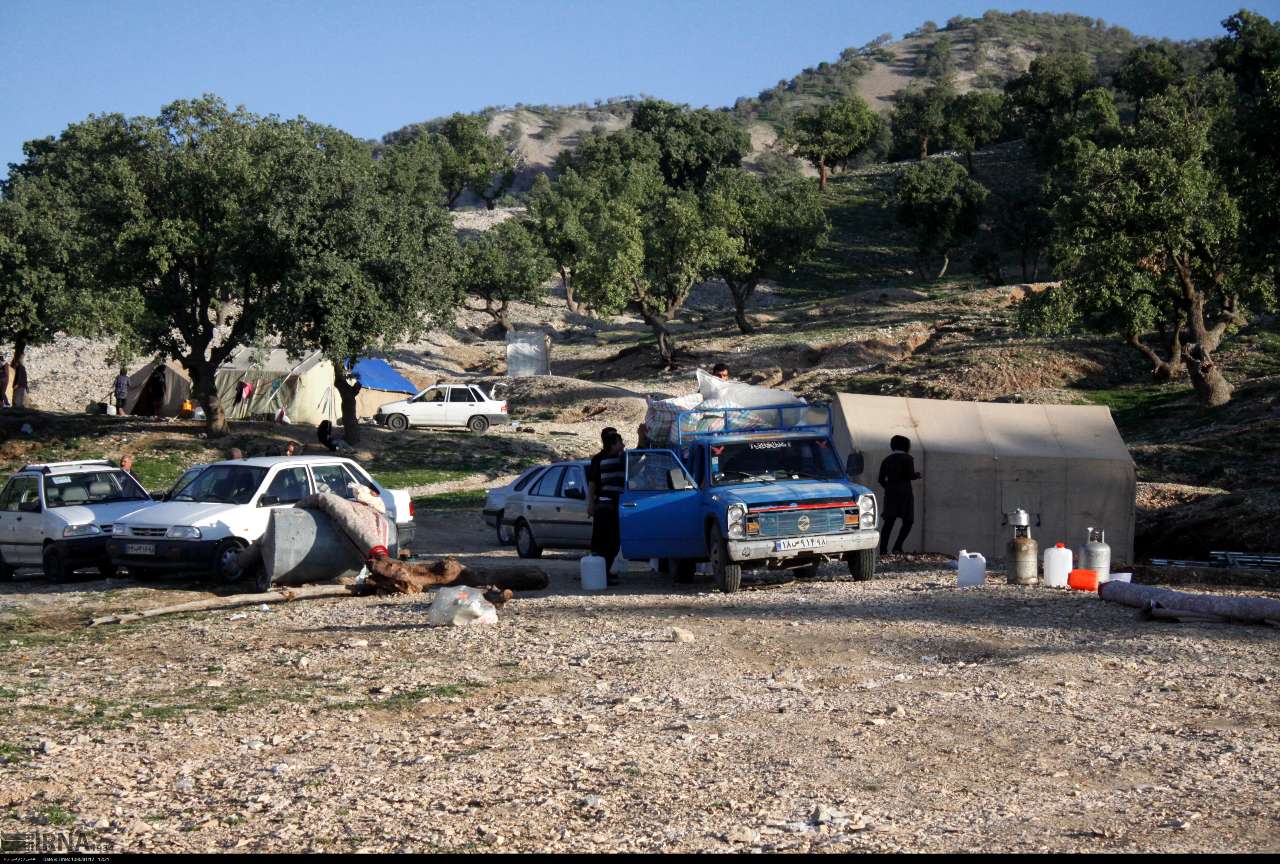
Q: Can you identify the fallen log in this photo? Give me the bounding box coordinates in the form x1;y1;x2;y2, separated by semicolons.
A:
367;557;548;594
89;584;365;627
1099;580;1280;627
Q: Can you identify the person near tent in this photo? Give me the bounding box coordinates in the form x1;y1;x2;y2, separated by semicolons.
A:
11;356;29;408
878;434;921;556
0;354;9;408
587;429;626;585
113;367;130;412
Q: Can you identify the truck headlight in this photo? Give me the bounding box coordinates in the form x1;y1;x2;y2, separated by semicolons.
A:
112;524;129;536
726;504;747;539
63;524;102;538
166;526;202;540
858;494;877;529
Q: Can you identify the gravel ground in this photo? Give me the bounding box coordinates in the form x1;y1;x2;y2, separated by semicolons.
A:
1;508;1278;853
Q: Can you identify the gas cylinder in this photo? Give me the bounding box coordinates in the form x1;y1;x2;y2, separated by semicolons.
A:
1080;527;1111;583
1004;508;1039;586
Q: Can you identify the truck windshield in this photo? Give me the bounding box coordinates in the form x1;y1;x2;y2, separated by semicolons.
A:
173;465;268;505
710;438;843;486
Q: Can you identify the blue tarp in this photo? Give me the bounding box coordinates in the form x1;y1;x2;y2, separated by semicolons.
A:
348;358;416;394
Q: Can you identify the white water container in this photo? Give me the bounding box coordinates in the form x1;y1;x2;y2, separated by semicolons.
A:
580;555;607;591
1043;543;1072;588
957;550;987;587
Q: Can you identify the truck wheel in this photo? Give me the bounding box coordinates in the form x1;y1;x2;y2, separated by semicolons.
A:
0;551;14;580
468;416;490;434
43;545;75;582
846;548;877;582
707;524;741;594
515;521;542;559
387;414;409;432
212;539;247;583
670;559;696;584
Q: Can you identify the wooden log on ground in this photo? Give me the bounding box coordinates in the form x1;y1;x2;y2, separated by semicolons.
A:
1099;580;1280;626
367;557;549;594
89;584;366;627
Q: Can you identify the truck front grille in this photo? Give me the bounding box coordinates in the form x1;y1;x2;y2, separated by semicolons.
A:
752;508;846;538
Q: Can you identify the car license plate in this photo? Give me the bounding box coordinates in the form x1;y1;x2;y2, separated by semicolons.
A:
125;543;155;556
774;537;826;552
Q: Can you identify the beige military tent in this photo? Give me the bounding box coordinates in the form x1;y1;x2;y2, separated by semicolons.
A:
215;348;339;426
125;359;192;416
832;394;1136;564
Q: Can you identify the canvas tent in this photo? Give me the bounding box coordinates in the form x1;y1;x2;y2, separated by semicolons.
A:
349;358;417;418
832;394;1136;563
216;348;339;425
125;359;192;416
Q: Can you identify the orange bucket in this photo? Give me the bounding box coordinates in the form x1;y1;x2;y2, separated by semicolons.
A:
1067;568;1098;592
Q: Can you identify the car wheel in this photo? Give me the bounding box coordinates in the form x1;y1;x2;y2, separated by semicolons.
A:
670;558;696;584
707;524;741;594
495;511;514;546
387;414;409;432
515;521;542;559
468;416;489;434
43;545;75;582
846;548;877;582
0;551;14;581
212;539;247;584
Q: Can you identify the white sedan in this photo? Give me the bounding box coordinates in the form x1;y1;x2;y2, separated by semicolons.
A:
375;383;509;433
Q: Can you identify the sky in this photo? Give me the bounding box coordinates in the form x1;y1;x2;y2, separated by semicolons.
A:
1;0;1270;176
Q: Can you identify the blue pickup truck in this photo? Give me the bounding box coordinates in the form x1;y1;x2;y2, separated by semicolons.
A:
619;403;880;592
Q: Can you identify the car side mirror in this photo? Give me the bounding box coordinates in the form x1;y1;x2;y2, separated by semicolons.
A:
845;452;864;479
563;487;585;501
668;468;692;491
258;495;280;507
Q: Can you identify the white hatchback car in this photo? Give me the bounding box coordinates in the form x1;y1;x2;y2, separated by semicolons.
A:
375;383;509;433
107;456;415;583
0;460;156;580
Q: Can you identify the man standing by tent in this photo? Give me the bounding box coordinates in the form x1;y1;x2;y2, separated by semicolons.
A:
878;435;921;557
113;367;130;413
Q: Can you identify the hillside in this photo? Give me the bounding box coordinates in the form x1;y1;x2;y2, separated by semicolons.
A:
381;10;1213;197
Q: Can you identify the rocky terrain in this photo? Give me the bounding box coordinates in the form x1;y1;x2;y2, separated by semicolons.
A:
1;507;1278;853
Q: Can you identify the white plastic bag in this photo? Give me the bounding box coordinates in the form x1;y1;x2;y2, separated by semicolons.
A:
695;368;802;409
427;586;498;627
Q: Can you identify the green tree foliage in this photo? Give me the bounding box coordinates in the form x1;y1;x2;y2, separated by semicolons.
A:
890;80;954;161
628;99;750;190
0;169;124;363
893;159;988;278
460;219;553;333
993;186;1053;281
267;129;462;443
1212;10;1280;276
784;96;879;190
920;35;955;80
1031;80;1271;406
1004;52;1100;166
526;171;594;315
945;91;1007;171
8;97;330;433
1114;44;1186;120
705;168;828;333
432;113;516;209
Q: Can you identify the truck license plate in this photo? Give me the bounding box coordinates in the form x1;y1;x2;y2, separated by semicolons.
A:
126;543;155;556
774;537;826;552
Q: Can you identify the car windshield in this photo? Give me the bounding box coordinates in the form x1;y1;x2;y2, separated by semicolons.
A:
168;466;207;499
173;465;268;505
710;437;843;486
43;471;150;507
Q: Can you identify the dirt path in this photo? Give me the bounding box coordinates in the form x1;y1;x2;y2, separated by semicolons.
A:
1;503;1277;853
